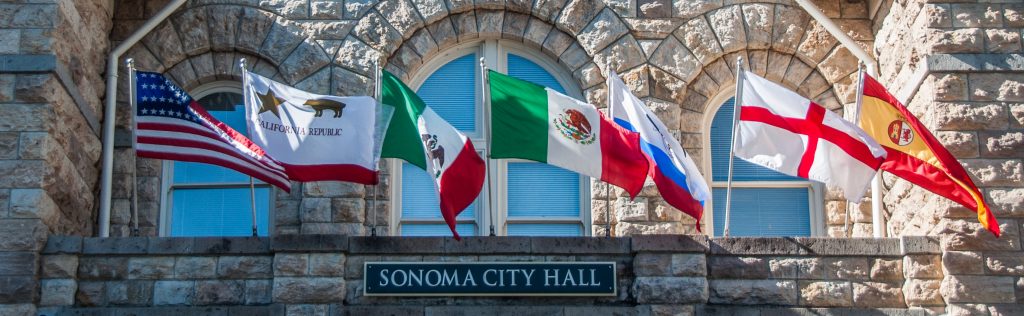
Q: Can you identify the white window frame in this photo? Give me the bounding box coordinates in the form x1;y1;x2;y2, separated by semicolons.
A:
700;88;824;237
157;81;276;236
389;39;591;236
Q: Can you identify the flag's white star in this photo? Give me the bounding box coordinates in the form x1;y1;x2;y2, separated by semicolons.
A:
141;109;150;115
141;96;149;102
158;109;166;115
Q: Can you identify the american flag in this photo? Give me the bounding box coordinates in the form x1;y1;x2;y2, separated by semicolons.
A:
133;71;291;191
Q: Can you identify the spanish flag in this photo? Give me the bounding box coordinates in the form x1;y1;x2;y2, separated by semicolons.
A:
859;74;1000;237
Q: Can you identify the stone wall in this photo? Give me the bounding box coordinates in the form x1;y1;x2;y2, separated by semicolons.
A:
0;0;112;314
26;235;975;315
869;1;1024;314
108;0;879;238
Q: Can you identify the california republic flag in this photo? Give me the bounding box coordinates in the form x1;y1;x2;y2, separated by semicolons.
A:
243;70;392;184
380;71;486;239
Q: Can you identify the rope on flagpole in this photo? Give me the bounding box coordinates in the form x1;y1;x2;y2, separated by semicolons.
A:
724;57;744;238
480;57;496;237
127;58;140;237
239;58;259;237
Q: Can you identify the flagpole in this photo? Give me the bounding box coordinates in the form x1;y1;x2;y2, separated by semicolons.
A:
480;57;496;236
848;63;867;237
239;58;259;237
724;57;744;237
370;58;381;237
604;70;613;238
127;58;140;237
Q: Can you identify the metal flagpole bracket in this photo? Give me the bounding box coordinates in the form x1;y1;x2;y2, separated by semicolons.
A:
480;57;496;237
126;58;140;237
724;57;744;238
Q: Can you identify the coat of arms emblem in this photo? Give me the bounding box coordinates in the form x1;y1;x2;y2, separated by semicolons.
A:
421;134;445;177
554;109;595;145
887;119;914;146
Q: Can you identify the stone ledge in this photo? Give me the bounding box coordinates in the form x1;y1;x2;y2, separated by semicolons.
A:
695;306;929;316
43;304;286;316
54;235;928;256
631;235;708;253
927;53;1024;73
43;236;82;254
0;54;100;135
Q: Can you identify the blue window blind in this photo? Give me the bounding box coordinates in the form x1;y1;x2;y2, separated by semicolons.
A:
506;162;579;218
711;187;810;236
508;54;566;94
507;224;582;236
401;224;477;237
171;188;270;236
169;91;271;237
709;97;802;181
418;54;477;131
400;162;477;220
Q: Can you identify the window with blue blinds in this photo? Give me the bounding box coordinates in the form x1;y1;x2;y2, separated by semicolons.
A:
711;188;810;236
508;54;566;94
169;91;271;237
400;162;477;236
709;97;812;237
417;53;477;132
397;45;586;237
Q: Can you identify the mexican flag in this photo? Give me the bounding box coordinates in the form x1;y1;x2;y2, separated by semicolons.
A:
488;70;649;197
380;70;485;239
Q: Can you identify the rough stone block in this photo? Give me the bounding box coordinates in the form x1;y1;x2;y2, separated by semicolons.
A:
852;281;904;308
799;281;852;307
244;279;273;305
274;253;309;276
75;281;105;307
308;253;345;276
943;251;984;275
106;280;153;306
903;279;944;307
195;280;244;305
217;256;272;279
769;257;824;279
193;237;270;254
941;275;1016;304
708;256;769;279
940;219;1019;251
709;279;798;305
870;258;903;281
633;277;707;304
38;279;75;306
78;257;128;280
42;236;82;254
41;254;76;278
128;256;175;279
153;280;194;306
825;257;869;280
670;254;705;277
635;253;672;276
82;237;147;254
0;304;34;316
0;252;36;277
0;220;48;251
903;255;943;279
174;256;217;279
273;277;346;303
985;252;1024;276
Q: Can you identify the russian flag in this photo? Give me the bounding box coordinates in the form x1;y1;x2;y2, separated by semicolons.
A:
607;71;711;229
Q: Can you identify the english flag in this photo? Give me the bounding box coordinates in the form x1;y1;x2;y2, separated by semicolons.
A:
607;71;710;228
736;71;887;201
859;74;1000;236
243;71;392;184
133;71;291;191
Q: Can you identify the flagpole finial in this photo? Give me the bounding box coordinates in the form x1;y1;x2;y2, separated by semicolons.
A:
125;58;135;69
479;57;487;71
238;58;248;72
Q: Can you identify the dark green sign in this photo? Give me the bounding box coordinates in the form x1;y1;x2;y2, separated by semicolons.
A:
364;262;616;296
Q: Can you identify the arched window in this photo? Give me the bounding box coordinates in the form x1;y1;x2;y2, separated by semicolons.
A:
159;82;273;236
393;40;589;236
705;97;823;236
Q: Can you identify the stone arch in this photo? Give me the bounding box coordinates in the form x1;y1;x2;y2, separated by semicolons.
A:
123;4;336;93
343;0;612;96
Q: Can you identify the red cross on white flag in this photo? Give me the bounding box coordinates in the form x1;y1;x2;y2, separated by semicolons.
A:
735;71;887;202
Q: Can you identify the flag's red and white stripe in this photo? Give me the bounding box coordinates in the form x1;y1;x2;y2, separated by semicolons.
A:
136;101;292;191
